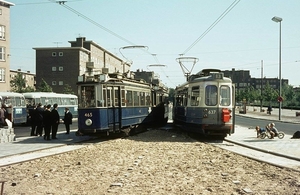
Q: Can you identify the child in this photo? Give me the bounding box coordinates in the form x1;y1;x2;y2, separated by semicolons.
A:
255;126;266;138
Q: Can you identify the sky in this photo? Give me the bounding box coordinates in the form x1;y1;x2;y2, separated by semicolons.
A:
8;0;300;88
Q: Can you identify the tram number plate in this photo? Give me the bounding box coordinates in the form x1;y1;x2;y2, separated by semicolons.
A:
208;110;216;115
84;112;93;117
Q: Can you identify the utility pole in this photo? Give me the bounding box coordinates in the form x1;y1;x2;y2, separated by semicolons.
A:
260;60;263;112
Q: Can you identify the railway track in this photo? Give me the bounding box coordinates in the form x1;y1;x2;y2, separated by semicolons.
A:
2;127;300;173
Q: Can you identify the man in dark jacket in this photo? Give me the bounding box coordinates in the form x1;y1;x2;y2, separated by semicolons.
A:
63;107;73;134
43;104;52;140
36;103;44;136
29;105;38;136
51;103;60;139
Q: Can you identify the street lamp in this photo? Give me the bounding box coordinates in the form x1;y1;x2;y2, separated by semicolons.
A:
272;16;282;120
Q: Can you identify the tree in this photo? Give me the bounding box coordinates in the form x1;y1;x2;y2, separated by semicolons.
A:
63;84;74;94
36;79;52;92
10;72;35;93
262;82;277;103
168;88;175;102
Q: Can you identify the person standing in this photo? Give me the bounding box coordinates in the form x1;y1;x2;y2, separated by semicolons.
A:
0;106;6;127
43;104;52;140
29;105;38;136
63;107;73;134
51;103;60;139
36;103;44;136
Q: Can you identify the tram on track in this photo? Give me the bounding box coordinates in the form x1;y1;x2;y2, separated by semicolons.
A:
173;69;235;138
77;71;169;135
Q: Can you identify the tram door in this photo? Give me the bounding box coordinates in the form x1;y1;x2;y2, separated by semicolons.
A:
106;86;121;131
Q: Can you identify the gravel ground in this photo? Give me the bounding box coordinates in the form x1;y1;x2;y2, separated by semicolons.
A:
1;129;300;195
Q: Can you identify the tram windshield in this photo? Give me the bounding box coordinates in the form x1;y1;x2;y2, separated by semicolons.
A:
220;85;231;106
79;86;96;108
205;85;218;106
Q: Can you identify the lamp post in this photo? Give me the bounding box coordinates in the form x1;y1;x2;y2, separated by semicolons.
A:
272;16;282;120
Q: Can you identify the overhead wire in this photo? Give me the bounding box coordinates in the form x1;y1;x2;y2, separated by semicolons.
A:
57;2;137;46
54;1;175;87
182;0;241;55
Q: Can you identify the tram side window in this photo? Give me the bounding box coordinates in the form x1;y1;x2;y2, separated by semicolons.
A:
140;92;145;106
133;91;139;106
107;88;112;107
121;89;126;106
191;86;200;106
205;85;218;106
220;85;230;106
114;89;119;107
102;88;107;107
175;95;181;106
126;90;133;106
146;93;151;106
176;95;186;106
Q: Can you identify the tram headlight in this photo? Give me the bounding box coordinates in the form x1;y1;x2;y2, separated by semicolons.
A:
85;119;93;126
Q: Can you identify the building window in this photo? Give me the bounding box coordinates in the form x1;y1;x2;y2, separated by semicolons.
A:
52;81;56;85
0;9;2;15
59;66;63;71
0;25;5;40
59;81;63;85
0;68;5;82
0;47;5;61
59;52;63;56
52;67;57;71
52;52;56;57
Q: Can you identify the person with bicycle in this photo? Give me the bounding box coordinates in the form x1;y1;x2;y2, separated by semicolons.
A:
269;123;279;139
255;126;266;138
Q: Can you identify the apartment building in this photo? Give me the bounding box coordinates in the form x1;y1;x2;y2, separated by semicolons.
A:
0;0;14;92
222;68;288;91
10;69;35;90
34;37;131;94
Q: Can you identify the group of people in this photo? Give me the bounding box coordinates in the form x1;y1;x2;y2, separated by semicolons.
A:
29;103;73;140
255;122;279;139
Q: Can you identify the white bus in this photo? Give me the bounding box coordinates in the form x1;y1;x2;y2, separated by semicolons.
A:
23;92;78;121
0;92;27;125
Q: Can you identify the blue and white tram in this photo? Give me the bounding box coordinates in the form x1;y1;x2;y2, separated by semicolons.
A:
0;92;27;125
77;72;168;135
173;69;235;138
23;92;78;120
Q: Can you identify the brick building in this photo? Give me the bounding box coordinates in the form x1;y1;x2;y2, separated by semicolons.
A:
0;0;14;92
34;37;131;94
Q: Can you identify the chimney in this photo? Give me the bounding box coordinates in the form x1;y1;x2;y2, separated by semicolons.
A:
76;37;86;47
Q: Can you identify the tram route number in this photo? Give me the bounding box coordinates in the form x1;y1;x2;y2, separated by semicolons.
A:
84;112;93;117
208;110;216;115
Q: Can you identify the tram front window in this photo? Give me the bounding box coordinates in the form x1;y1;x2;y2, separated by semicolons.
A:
220;86;230;106
79;86;96;108
205;85;217;106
